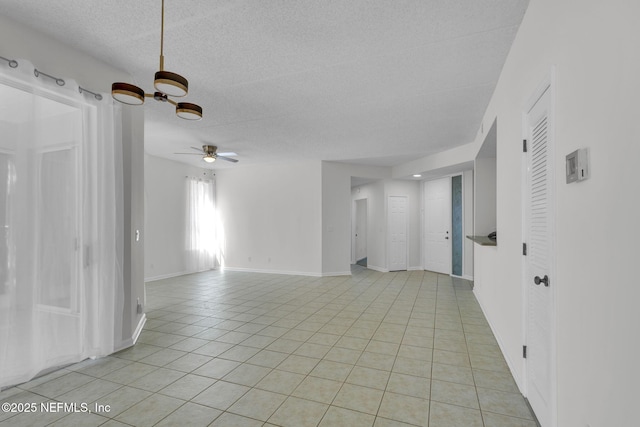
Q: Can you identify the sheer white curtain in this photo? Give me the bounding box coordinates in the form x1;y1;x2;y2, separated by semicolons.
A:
0;60;122;388
186;177;216;272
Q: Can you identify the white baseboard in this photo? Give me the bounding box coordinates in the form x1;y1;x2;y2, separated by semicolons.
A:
149;268;352;280
321;271;352;277
367;265;389;273
145;268;219;282
113;313;146;353
222;266;323;277
114;337;133;353
473;290;523;392
452;274;475;281
408;266;423;271
132;314;146;345
144;271;189;282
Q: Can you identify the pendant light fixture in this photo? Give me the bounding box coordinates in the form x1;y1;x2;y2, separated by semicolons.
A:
111;0;202;120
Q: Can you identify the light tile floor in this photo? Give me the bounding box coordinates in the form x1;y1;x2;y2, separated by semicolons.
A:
0;267;538;426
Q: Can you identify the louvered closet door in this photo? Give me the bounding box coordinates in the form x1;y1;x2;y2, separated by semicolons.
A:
525;86;555;427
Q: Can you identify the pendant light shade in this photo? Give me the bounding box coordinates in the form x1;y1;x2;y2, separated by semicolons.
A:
203;154;216;163
176;102;203;120
111;82;145;105
111;0;202;120
154;71;188;97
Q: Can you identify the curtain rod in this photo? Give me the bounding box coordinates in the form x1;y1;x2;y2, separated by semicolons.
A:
185;173;216;179
1;54;104;101
78;86;103;101
34;68;65;86
0;55;18;68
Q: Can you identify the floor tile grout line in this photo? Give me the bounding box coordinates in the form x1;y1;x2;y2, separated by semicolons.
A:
370;271;415;421
282;270;405;426
188;271;395;425
451;277;491;427
3;269;529;427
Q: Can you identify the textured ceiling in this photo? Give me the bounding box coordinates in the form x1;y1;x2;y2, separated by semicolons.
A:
0;0;529;169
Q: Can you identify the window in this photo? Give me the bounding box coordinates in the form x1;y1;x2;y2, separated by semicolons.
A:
186;177;216;271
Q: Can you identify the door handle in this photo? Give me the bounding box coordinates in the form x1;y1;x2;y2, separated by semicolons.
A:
534;275;549;287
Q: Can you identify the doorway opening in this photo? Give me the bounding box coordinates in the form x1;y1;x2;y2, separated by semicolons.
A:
354;198;368;267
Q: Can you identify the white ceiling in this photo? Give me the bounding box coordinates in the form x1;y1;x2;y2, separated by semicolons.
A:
0;0;529;169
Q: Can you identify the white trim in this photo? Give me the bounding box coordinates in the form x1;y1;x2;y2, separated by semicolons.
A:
474;289;524;391
408;266;423;271
367;265;389;273
222;267;324;277
113;313;146;353
462;274;474;281
321;271;352;277
114;338;133;353
145;268;219;283
145;271;190;282
132;314;146;345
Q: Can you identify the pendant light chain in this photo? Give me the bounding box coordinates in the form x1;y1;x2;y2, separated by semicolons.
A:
159;0;165;71
110;0;202;120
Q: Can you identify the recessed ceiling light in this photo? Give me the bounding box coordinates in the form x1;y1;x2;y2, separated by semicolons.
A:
413;174;422;178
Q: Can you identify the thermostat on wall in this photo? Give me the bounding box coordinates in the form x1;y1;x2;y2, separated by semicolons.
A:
566;148;589;183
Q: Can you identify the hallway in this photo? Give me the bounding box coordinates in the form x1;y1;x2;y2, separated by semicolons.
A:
0;268;537;426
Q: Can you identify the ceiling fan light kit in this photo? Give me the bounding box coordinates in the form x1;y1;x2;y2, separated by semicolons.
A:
111;0;202;120
174;145;239;164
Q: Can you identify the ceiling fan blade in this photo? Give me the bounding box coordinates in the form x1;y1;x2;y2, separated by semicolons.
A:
190;146;203;153
217;155;239;163
217;152;237;157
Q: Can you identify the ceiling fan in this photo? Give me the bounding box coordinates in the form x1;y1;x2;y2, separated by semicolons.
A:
174;145;239;163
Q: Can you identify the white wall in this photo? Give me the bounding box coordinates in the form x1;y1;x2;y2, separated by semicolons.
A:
474;157;497;236
392;143;477;179
216;161;323;276
471;0;640;426
144;154;214;281
0;14;145;351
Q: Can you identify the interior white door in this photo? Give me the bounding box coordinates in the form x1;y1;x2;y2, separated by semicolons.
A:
387;196;407;271
524;85;555;427
355;199;367;262
424;177;451;274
